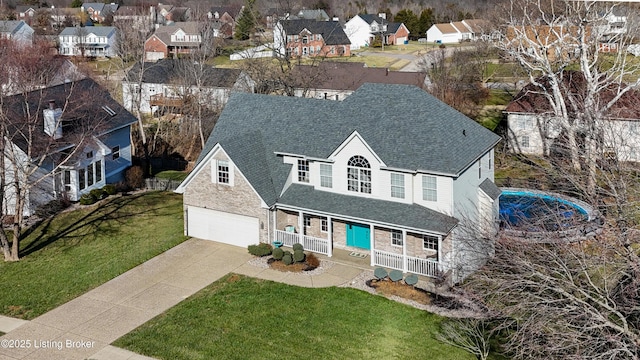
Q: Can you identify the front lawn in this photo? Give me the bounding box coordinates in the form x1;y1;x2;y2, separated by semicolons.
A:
0;191;186;319
114;274;474;360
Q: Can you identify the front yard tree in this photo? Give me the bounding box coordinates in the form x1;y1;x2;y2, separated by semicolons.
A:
235;0;258;40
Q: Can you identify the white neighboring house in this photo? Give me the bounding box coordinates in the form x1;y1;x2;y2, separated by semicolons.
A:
426;19;488;44
58;26;117;57
176;83;502;283
121;58;255;114
505;71;640;162
0;20;34;46
344;13;385;50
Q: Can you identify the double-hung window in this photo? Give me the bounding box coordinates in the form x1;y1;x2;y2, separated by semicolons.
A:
423;235;438;251
320;164;332;188
391;230;403;246
390;173;404;198
217;160;230;184
422;175;437;201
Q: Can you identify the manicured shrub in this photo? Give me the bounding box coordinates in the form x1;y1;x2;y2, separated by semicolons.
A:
389;270;403;282
305;253;320;268
103;184;117;195
374;267;388;280
247;243;272;257
293;249;305;262
35;198;71;218
90;188;107;200
272;247;284;260
292;243;304;252
282;253;293;265
404;274;419;286
79;193;97;205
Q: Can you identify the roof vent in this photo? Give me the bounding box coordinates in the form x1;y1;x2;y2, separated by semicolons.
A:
102;105;116;116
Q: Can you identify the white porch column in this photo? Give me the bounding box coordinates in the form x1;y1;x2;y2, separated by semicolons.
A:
402;229;407;273
437;235;442;270
369;224;375;266
297;210;303;245
271;209;276;244
327;216;333;257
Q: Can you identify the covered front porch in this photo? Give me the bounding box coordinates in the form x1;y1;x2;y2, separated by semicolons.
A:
272;208;448;278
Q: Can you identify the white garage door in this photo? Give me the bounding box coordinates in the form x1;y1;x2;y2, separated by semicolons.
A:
187;206;259;248
395;37;407;45
145;51;165;61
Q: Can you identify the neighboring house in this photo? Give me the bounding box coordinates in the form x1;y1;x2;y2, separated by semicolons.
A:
289;9;330;21
1;78;136;215
113;5;154;31
152;3;191;25
290;62;427;100
1;56;84;96
81;2;118;23
15;6;37;24
58;26;116;57
207;5;241;38
345;13;409;50
144;22;205;61
505;71;640;161
122;58;254;114
175;83;501;283
0;20;34;46
426;19;488;44
274;19;351;58
50;7;81;29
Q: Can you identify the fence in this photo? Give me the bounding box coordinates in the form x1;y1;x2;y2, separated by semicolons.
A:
145;178;181;191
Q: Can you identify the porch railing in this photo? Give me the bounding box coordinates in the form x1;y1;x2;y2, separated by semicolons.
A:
373;250;440;278
274;230;330;256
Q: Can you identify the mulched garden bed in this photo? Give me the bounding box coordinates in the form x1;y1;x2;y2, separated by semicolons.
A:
366;278;469;310
267;257;318;272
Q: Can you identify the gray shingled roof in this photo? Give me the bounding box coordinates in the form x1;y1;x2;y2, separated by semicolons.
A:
480;179;502;200
59;26;115;37
280;184;458;234
196;83;501;211
280;19;350;45
124;58;242;88
151;22;201;46
0;20;27;34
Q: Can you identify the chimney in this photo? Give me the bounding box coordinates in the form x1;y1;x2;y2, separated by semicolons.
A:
378;12;386;20
44;100;63;139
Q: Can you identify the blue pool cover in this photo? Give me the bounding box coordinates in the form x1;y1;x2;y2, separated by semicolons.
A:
499;190;588;231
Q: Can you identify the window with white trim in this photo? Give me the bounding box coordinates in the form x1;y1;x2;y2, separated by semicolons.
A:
390;173;404;198
520;135;530;148
217;160;230;184
320;163;332;188
321;218;328;232
423;235;438;251
298;159;309;183
304;215;311;228
347;156;371;194
391;230;403;246
112;145;120;160
422;175;437;201
478;160;482;179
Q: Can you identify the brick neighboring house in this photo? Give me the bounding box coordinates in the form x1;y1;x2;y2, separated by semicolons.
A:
207;5;241;38
144;22;205;61
113;5;153;31
81;2;118;23
290;62;427;100
153;3;191;25
274;19;351;58
175;83;501;283
345;14;409;50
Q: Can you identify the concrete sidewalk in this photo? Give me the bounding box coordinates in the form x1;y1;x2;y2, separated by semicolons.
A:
0;239;365;360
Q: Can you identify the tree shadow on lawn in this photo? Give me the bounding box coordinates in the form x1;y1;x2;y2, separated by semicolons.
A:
19;192;177;257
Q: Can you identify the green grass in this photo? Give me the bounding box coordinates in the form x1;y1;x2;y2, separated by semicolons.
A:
114;274;474;360
154;170;188;181
0;192;186;319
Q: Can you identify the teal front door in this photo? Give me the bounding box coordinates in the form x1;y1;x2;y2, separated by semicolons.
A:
346;223;370;249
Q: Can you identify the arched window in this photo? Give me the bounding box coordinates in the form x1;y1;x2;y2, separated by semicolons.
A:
347;156;371;194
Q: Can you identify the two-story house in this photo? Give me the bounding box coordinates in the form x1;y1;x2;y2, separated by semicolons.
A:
81;2;118;23
274;19;351;58
207;5;242;38
144;22;207;61
505;71;640;161
58;26;117;57
0;20;34;46
345;14;410;50
2;78;136;216
113;5;154;32
121;58;254;114
175;83;501;283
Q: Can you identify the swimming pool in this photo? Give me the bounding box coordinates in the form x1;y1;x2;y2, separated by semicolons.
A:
499;188;592;232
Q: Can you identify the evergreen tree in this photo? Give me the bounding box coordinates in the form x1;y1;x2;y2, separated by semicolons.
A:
235;0;256;41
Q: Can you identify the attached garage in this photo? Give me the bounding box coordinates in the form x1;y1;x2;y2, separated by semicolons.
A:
145;51;165;61
186;206;259;247
395;37;407;45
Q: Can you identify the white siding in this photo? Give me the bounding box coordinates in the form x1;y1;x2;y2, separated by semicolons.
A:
345;16;372;49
